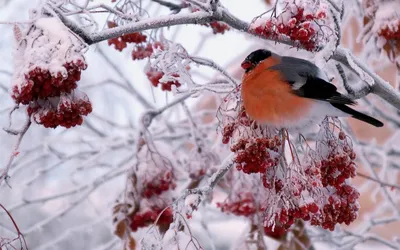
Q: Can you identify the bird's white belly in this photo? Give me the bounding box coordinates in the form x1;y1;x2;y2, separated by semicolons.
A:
259;101;350;133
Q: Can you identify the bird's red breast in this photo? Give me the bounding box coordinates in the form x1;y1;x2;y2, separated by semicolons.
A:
241;57;315;126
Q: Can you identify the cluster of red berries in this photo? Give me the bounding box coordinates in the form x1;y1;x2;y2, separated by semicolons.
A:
264;224;287;239
262;203;319;239
378;21;400;58
379;23;400;41
231;137;280;174
221;106;257;143
221;106;258;144
267;184;358;233
304;162;323;190
129;207;173;231
222;123;236;144
27;93;92;128
319;131;357;188
146;69;181;91
262;177;284;192
12;57;91;128
131;42;164;61
207;22;230;34
320;153;357;188
12;61;87;105
107;21;147;52
190;7;230;34
310;185;360;231
141;171;177;198
217;192;258;217
188;169;206;180
252;7;327;51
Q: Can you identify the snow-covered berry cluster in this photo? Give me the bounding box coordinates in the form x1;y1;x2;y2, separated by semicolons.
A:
362;0;400;60
134;142;176;230
132;42;164;61
207;21;230;34
231;137;280;174
129;206;173;232
12;60;86;105
146;68;182;91
12;18;92;128
27;91;92;128
217;192;258;217
189;7;230;34
221;105;282;174
142;171;177;198
107;21;147;52
114;142;177;233
107;20;166;61
251;0;329;51
137;146;177;199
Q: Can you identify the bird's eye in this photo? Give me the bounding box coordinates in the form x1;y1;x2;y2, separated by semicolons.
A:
241;61;252;70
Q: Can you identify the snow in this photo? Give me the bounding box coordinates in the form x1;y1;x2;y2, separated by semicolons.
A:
12;17;86;92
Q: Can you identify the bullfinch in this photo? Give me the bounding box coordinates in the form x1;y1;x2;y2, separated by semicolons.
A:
240;49;384;132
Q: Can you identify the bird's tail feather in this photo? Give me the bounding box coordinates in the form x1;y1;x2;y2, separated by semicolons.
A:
331;104;384;127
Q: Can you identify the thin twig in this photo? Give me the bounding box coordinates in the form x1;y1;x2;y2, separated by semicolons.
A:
0;119;31;187
0;203;28;249
357;172;400;191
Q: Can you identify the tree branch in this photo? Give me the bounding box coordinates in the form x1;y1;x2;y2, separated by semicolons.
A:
89;11;216;45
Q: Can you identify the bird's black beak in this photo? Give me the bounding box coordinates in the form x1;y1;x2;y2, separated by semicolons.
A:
241;60;253;72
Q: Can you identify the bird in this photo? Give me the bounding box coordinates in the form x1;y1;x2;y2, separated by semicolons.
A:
240;49;384;132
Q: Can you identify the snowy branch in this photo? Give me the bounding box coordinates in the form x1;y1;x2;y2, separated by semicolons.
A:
0;119;31;188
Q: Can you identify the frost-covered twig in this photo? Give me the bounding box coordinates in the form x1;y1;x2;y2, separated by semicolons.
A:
325;0;341;13
140;93;193;130
190;56;238;86
0;203;28;249
359;150;400;216
357;172;400;191
97;47;154;109
184;154;234;203
0;119;31;187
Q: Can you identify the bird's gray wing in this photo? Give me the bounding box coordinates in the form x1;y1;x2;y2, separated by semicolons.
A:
268;56;325;83
267;56;356;105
